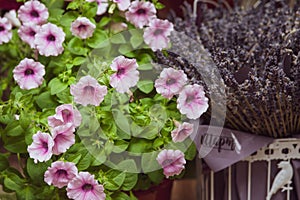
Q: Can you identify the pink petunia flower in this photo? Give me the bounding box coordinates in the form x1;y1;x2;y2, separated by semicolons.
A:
13;58;45;90
155;68;187;99
48;104;82;128
4;10;21;27
0;17;12;45
156;149;186;178
143;18;174;51
44;161;78;188
171;122;194;143
34;23;65;57
125;0;156;28
18;23;40;48
17;0;49;25
113;0;131;11
70;75;108;106
27;131;54;163
109;55;139;93
86;0;108;15
70;17;96;39
51;123;76;155
177;84;209;119
67;172;106;200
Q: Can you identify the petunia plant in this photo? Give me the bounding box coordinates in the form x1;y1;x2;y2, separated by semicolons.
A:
0;0;209;199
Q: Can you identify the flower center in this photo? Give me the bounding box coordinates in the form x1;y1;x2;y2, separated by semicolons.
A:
29;30;36;36
30;10;40;18
162;159;173;167
166;78;176;85
42;141;48;152
82;184;93;192
24;68;34;76
84;85;95;95
62;109;72;122
185;95;195;104
136;8;146;15
47;34;56;42
56;169;67;176
117;68;126;76
78;24;86;30
153;29;164;36
0;26;4;32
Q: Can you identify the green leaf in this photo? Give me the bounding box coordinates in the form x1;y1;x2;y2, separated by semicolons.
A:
48;77;68;95
112;109;131;139
73;57;86;65
137;80;154;94
112;140;129;153
19;111;31;129
77;151;92;170
141;151;160;173
60;11;78;27
42;0;64;9
138;63;153;70
98;17;111;27
82;2;97;18
110;33;126;44
66;153;82;164
105;170;126;191
111;192;131;200
147;169;164;184
127;138;153;153
87;29;108;48
155;2;165;9
4;172;25;191
67;37;89;56
118;44;133;55
35;91;58;109
27;158;51;184
5;121;24;137
4;136;27;153
16;186;35;200
121;172;138;191
0;154;9;171
184;142;197;161
129;29;144;48
67;1;80;10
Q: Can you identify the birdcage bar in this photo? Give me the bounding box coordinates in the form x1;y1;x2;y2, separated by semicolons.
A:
247;162;251;200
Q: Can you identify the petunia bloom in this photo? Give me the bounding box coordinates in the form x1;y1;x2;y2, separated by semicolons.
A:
109;55;139;93
70;75;108;106
34;23;65;57
17;1;48;25
113;0;131;11
44;161;78;188
125;0;156;28
18;23;40;48
177;84;209;119
51;123;76;155
156;149;186;178
171;122;194;142
48;104;82;128
86;0;108;15
155;68;187;99
67;172;106;200
0;17;12;45
27;131;54;163
13;58;45;90
4;10;21;27
143;18;174;51
70;17;96;39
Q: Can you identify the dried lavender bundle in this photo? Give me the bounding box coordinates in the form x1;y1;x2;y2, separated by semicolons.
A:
156;0;300;138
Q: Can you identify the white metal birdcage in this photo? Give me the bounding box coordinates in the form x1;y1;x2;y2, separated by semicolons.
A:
197;138;300;200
